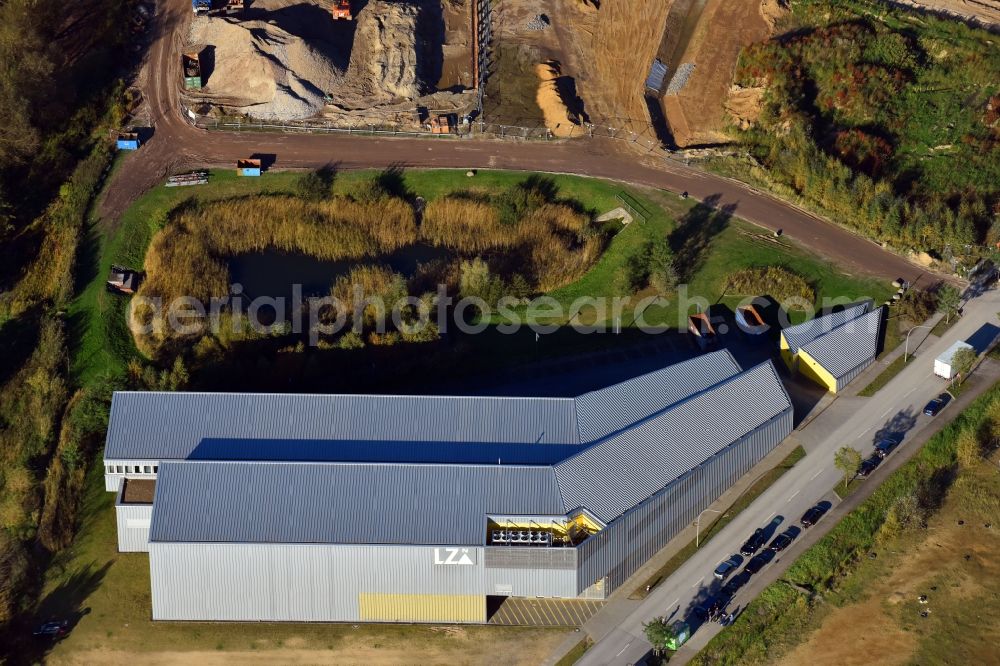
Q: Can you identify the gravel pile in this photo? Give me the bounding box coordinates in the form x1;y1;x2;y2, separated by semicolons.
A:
666;63;695;95
525;14;550;31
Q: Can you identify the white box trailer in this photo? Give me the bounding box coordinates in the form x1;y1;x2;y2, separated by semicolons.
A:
934;341;975;380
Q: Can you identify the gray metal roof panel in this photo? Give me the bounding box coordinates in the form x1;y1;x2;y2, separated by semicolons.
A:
105;392;581;460
800;307;883;379
149;461;565;546
574;350;741;441
555;362;792;522
782;301;873;353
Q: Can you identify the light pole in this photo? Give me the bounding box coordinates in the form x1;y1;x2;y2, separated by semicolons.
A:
696;508;723;548
903;324;935;363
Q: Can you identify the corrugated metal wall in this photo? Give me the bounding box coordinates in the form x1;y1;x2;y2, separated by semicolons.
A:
150;543;579;622
115;503;152;552
576;408;793;593
836;355;876;392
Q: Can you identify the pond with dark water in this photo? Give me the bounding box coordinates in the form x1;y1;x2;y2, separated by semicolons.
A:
228;244;448;303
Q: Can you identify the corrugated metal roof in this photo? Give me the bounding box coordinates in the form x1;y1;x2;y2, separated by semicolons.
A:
149;461;565;546
105;350;741;462
645;59;669;91
105;392;581;460
129;354;794;546
800;307;883;379
575;350;741;441
781;301;873;353
555;362;792;522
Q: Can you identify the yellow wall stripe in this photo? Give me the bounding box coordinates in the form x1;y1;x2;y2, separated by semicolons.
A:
358;593;485;623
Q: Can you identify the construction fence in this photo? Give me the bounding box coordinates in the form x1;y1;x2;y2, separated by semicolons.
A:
191;115;680;159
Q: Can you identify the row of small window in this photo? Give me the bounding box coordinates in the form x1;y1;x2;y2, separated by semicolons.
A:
106;465;158;474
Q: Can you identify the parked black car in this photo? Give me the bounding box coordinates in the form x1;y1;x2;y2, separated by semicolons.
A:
924;394;951;417
875;435;902;458
721;571;752;597
744;549;776;575
768;529;795;552
857;454;882;478
801;503;830;528
33;620;69;639
694;595;725;622
740;528;768;556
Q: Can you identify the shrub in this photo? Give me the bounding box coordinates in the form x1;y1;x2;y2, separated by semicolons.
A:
724;266;815;306
897;288;938;324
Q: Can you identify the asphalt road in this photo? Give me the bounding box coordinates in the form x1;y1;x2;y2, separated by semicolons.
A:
100;0;942;288
578;287;1000;666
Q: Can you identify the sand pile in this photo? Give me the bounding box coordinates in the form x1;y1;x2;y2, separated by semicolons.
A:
535;61;581;138
185;0;447;122
189;17;343;120
339;0;427;103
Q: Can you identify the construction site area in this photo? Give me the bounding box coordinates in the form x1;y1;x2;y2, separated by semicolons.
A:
482;0;785;146
169;0;789;143
181;0;480;128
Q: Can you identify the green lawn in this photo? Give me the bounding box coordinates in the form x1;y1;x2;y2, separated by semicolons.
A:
638;224;892;328
858;354;915;397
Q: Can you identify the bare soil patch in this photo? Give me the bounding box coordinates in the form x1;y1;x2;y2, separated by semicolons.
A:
776;467;1000;666
488;0;670;134
663;0;778;146
893;0;1000;28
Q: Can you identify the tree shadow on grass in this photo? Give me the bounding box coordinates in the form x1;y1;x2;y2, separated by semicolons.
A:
9;561;111;664
669;194;734;281
0;305;43;386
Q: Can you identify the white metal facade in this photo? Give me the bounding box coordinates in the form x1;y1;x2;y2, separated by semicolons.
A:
150;543;579;622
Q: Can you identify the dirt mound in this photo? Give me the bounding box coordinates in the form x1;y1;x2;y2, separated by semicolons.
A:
760;0;789;30
535;61;580;138
189;17;342;120
338;0;427;103
725;84;766;130
187;0;438;121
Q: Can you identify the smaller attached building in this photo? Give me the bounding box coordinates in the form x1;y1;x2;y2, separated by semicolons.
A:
781;301;883;392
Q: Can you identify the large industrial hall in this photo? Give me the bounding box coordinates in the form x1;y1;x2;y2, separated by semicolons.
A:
104;350;794;623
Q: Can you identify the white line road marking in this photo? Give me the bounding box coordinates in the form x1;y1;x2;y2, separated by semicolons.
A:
787;490;800;503
615;642;631;657
767;511;776;520
691;577;704;589
880;407;893;418
810;469;823;480
668;598;679;611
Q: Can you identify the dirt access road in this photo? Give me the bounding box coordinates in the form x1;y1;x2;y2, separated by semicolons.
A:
102;0;938;286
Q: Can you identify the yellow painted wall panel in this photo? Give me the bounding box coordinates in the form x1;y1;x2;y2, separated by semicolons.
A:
359;593;485;623
797;349;838;393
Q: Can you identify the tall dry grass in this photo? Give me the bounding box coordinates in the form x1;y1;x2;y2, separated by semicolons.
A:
421;198;509;252
139;195;417;305
421;193;600;291
135;195;417;354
